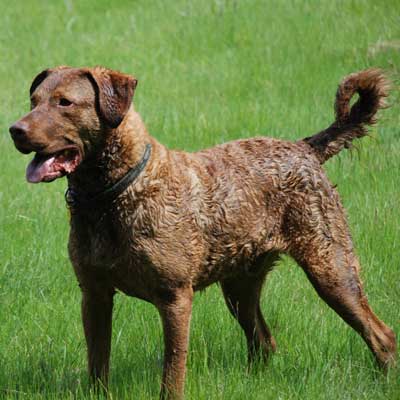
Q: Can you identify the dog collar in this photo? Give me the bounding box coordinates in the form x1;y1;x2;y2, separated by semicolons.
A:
65;143;152;209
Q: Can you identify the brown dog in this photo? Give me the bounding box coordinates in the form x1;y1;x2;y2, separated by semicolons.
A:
10;66;396;399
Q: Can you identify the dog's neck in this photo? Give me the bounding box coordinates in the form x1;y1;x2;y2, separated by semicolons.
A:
67;106;153;196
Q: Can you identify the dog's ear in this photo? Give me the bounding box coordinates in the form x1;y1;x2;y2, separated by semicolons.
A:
30;66;71;96
30;69;51;96
86;67;138;129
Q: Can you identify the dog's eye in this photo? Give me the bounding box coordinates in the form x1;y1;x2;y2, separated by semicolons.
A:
58;98;73;107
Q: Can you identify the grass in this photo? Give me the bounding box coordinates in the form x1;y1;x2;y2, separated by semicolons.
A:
0;0;399;398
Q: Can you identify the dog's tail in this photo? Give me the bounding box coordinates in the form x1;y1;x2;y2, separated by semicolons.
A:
303;69;390;164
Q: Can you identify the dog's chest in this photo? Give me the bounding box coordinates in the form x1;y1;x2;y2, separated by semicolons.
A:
68;209;161;299
69;213;127;266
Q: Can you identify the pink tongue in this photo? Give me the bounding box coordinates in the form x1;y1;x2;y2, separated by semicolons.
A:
26;156;56;183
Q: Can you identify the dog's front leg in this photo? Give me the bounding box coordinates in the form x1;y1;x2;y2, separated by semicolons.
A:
157;286;193;400
81;287;114;389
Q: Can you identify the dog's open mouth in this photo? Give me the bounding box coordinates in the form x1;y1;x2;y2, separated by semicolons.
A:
26;147;81;183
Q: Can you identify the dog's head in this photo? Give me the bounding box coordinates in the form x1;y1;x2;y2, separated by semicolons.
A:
9;66;137;183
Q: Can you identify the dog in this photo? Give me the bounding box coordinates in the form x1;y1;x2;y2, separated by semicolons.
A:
10;66;396;399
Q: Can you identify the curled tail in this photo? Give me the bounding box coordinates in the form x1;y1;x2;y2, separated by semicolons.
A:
303;69;390;164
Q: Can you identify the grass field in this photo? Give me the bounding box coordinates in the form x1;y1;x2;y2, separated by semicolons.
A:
1;0;399;399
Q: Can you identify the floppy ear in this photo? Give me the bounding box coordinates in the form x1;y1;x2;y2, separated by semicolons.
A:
30;69;51;96
86;67;138;128
29;66;71;96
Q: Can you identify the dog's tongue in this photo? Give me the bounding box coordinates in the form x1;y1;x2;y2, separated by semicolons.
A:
26;154;56;183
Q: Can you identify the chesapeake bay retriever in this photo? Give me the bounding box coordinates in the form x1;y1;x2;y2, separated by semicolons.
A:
10;66;396;399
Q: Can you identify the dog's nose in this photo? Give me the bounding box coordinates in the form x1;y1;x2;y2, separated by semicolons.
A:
9;121;28;140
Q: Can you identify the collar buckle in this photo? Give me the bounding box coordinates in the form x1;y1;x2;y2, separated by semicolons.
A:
65;187;77;208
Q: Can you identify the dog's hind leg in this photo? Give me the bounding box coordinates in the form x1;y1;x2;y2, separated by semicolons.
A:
220;254;278;364
291;235;396;369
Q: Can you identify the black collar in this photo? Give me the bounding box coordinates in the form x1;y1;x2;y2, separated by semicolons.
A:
65;143;152;209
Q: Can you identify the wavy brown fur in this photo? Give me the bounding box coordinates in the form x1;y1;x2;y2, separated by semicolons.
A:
9;67;396;400
304;69;390;163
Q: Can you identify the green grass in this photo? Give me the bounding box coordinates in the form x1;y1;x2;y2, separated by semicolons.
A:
0;0;399;398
